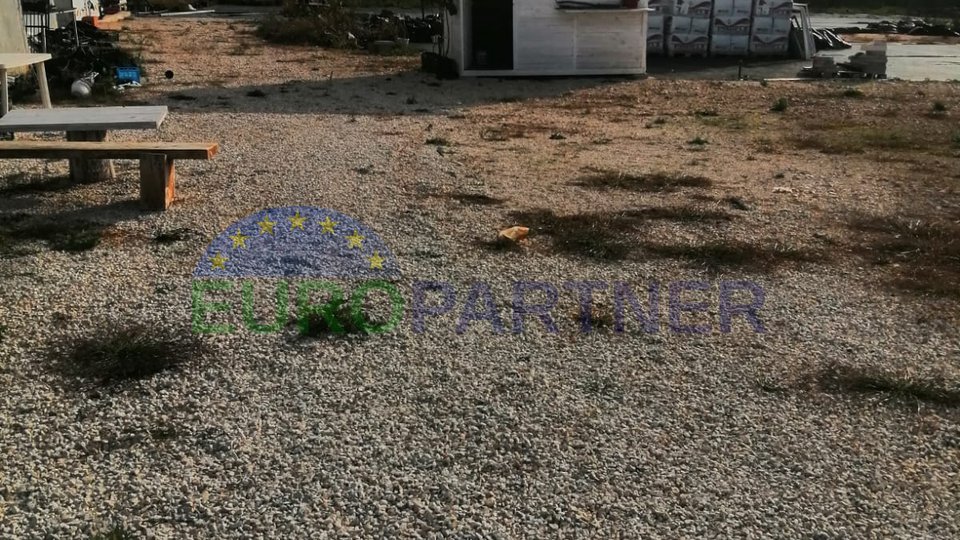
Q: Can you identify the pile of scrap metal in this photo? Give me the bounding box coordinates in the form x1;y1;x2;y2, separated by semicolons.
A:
826;19;959;39
362;10;443;44
28;20;141;93
799;41;888;79
810;28;852;50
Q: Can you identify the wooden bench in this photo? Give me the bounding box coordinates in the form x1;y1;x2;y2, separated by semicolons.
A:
0;106;171;184
0;141;219;210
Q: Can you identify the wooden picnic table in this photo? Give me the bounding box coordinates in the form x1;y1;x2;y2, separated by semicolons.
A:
0;105;168;183
0;53;53;117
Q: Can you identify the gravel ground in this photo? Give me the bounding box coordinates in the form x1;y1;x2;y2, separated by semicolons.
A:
0;18;958;538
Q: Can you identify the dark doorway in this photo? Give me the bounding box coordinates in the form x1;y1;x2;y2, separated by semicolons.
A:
470;0;513;70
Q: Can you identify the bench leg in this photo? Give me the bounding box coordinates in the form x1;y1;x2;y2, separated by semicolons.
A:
67;130;115;184
35;62;52;109
140;154;176;210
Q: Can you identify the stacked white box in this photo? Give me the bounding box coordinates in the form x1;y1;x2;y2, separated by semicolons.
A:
749;13;792;56
711;34;750;56
664;0;712;56
669;0;714;17
713;0;752;17
711;8;751;55
667;15;711;56
753;0;793;17
648;14;666;54
646;0;670;55
648;0;669;13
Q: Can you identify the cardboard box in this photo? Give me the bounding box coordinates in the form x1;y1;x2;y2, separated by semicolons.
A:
712;16;752;36
754;0;793;17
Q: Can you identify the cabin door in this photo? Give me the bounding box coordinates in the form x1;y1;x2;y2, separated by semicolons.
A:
469;0;513;70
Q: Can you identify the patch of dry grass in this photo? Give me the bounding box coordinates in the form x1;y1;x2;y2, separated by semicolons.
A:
55;325;203;385
448;193;506;206
697;114;754;131
794;126;919;154
0;214;103;256
480;122;560;142
641;240;824;271
792;118;957;155
508;209;642;261
567;301;615;331
507;206;733;261
817;362;960;408
848;214;960;298
572;170;713;193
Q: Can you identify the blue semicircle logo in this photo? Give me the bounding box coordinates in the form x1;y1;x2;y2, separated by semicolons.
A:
193;207;400;279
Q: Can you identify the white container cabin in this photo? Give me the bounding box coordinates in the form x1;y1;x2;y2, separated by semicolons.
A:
443;0;652;77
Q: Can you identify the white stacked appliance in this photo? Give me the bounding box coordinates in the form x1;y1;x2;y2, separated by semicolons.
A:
650;0;795;57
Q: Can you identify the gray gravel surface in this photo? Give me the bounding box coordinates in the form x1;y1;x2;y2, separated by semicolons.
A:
0;18;958;539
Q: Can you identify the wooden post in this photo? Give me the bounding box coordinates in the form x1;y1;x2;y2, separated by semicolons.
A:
67;130;115;183
0;67;8;117
139;153;176;210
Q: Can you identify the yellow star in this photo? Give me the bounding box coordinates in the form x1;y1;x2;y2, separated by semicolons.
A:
258;215;276;235
229;230;249;249
288;211;307;230
210;252;228;270
346;230;364;249
369;251;385;269
319;216;338;234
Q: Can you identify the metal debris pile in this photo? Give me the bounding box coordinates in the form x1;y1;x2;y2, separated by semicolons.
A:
29;21;141;93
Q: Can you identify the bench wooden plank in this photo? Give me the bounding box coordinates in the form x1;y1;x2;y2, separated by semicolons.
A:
0;106;168;132
0;141;218;160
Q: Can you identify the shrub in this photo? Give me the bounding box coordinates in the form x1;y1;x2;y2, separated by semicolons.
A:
56;326;203;384
771;97;789;113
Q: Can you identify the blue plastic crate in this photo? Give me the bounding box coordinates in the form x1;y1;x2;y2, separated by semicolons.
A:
115;67;141;84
